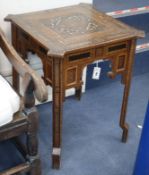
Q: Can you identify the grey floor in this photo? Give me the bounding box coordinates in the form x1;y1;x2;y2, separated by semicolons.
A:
38;72;149;175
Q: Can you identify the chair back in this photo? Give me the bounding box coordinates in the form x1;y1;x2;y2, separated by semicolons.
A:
0;27;48;102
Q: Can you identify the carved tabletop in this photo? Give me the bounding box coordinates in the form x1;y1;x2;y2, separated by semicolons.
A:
6;3;144;57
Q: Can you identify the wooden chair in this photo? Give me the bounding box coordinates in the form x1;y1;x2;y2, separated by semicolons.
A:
0;27;48;175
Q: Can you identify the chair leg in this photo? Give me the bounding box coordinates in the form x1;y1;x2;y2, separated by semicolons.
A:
27;155;41;175
23;75;42;174
26;133;41;175
26;107;41;175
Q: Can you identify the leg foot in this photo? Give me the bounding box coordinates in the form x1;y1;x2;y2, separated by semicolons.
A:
121;123;129;143
52;148;61;169
75;87;82;101
119;39;136;143
29;157;41;175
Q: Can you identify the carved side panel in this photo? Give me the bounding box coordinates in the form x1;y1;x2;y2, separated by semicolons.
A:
107;53;127;79
65;66;77;87
117;54;127;72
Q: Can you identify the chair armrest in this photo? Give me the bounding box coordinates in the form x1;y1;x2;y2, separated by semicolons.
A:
0;28;48;102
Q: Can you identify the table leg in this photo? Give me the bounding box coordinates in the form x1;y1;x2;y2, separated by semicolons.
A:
120;39;136;142
62;90;65;102
52;57;63;169
75;68;83;101
75;86;82;101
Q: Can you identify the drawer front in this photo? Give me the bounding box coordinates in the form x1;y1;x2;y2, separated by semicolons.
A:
105;42;128;56
116;53;128;73
67;50;93;64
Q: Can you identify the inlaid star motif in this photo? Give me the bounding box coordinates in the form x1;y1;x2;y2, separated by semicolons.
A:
43;13;102;38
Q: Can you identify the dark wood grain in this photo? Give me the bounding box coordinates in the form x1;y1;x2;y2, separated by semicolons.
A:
5;3;145;169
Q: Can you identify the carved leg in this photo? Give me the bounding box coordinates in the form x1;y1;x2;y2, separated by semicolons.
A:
26;107;41;175
75;86;82;101
121;73;126;85
75;68;83;101
120;39;136;142
52;57;63;169
11;24;20;92
23;76;41;175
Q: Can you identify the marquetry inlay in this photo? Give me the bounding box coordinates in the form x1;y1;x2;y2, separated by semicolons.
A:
43;13;102;37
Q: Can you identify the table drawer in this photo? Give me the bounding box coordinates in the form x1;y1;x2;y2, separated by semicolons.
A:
67;50;93;63
105;42;128;55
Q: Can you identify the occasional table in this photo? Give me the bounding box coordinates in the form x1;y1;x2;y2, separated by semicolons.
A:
5;3;144;169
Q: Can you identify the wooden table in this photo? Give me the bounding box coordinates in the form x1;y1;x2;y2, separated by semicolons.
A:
5;3;144;169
